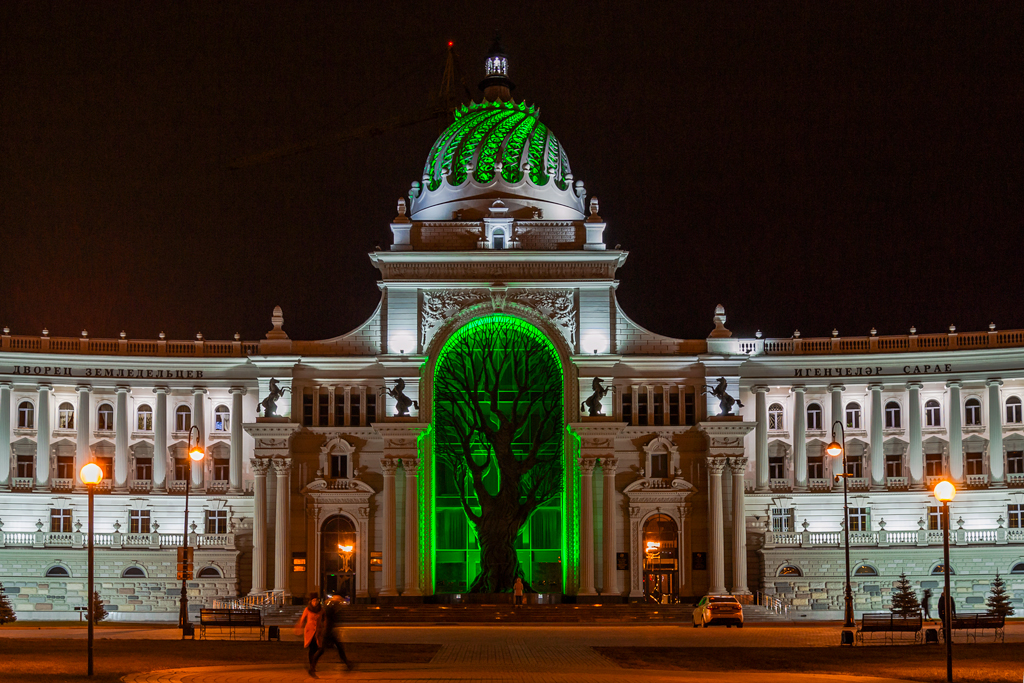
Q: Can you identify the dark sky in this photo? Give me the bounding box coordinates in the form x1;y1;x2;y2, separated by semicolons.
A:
1;2;1021;344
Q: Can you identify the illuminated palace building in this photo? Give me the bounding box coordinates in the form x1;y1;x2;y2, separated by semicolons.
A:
3;48;1024;621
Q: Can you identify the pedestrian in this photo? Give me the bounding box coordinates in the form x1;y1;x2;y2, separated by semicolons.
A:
513;577;524;608
922;588;932;620
295;593;325;678
312;595;353;672
938;590;956;629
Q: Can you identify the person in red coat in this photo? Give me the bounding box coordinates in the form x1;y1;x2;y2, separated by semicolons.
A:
295;593;325;677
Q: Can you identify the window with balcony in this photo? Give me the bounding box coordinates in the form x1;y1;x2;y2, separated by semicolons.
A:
213;405;230;431
1008;450;1024;475
331;452;348;478
845;455;863;478
848;507;869;532
57;402;75;430
213;457;229;481
925;399;942;427
137;404;153;431
885;454;904;478
845;402;862;429
174;456;188;481
175;405;191;432
925;451;944;477
50;508;72;533
97;403;114;431
965;398;982;426
768;403;784;431
806;403;822;431
885;401;901;429
135;457;152;481
771;508;794;533
129;509;151;534
965;451;984;476
56;455;75;479
927;506;943;531
205;510;228;534
17;401;34;429
1007;504;1023;529
769;455;786;479
17;455;34;478
1006;396;1022;424
807;455;824;479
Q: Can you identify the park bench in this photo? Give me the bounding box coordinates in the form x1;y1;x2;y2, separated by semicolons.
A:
856;612;923;644
943;613;1005;643
198;608;265;641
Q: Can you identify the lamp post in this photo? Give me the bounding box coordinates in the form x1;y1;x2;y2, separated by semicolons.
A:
79;462;104;677
826;421;856;629
338;543;354;601
934;480;955;683
644;541;661;602
179;425;204;638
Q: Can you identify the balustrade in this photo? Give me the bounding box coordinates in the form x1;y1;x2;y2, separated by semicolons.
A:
0;529;233;549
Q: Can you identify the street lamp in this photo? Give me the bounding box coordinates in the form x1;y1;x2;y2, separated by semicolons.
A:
644;541;661;602
179;425;204;638
338;544;354;601
826;421;856;629
934;480;956;683
79;461;104;677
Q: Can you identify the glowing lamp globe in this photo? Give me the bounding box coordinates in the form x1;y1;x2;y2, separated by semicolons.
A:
338;544;353;553
825;441;843;457
80;462;104;485
933;480;956;503
189;445;205;462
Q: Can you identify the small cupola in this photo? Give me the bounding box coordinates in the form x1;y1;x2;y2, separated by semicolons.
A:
479;34;515;102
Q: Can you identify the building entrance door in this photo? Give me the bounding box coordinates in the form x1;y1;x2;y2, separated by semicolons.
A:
321;515;357;602
643;513;679;603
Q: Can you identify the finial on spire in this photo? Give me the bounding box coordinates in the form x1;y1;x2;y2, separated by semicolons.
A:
479;32;515;102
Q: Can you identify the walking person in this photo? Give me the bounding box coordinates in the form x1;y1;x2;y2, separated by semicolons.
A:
513;577;524;608
311;595;353;672
922;588;932;620
938;590;956;629
295;593;325;678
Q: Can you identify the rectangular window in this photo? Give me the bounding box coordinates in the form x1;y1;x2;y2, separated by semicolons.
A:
807;456;824;479
1008;504;1024;529
769;456;786;479
652;387;664;426
1007;401;1023;424
848;507;869;532
807;405;822;431
18;403;34;429
50;508;72;533
348;391;360;426
925;403;941;427
622;389;633;426
138;410;153;431
302;390;313;427
1008;451;1024;475
649;452;668;479
214;460;229;481
885;405;901;429
96;456;114;481
135;457;152;481
846;405;861;429
205;510;228;535
668;388;680;426
684;387;696;425
965;451;984;475
318;389;329;426
925;452;944;477
17;455;34;479
885;454;903;478
331;453;348;479
174;457;189;481
58;406;75;430
846;457;863;479
637;389;648;426
56;455;75;479
366;391;377;424
98;406;114;431
770;508;794;533
129;509;151;534
334;390;345;426
927;506;943;531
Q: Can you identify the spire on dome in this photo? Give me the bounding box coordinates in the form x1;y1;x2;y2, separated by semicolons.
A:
479;33;515;102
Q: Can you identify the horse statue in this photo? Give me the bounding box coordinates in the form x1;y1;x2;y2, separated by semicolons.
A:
258;378;290;418
581;377;609;417
387;378;419;417
702;377;744;416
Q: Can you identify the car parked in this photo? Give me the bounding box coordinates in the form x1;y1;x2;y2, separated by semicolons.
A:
692;594;744;628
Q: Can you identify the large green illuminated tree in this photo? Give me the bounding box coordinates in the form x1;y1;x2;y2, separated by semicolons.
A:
434;315;563;593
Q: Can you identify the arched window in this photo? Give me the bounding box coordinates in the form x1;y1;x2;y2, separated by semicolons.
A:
175;405;191;432
136;404;153;431
1007;396;1023;425
97;403;114;431
122;566;146;578
1011;562;1024;574
965;398;982;426
925;399;941;427
884;401;901;429
778;565;802;577
768;403;784;431
854;564;878;576
17;400;34;429
197;566;222;578
806;403;822;431
931;564;956;575
45;565;70;577
58;402;75;430
214;405;230;431
492;227;505;250
845;402;861;429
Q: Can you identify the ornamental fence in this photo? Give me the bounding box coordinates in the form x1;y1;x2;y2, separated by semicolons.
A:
763;526;1023;549
0;527;235;550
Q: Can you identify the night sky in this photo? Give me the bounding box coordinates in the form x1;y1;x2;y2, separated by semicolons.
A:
1;3;1020;345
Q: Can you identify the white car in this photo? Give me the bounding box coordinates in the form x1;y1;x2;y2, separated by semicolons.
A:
692;594;744;628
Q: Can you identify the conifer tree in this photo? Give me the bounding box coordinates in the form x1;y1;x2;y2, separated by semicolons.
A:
890;572;921;617
986;572;1015;618
0;582;17;624
90;591;108;622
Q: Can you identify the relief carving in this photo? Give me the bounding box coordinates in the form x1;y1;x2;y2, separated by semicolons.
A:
508;289;577;346
421;289;490;346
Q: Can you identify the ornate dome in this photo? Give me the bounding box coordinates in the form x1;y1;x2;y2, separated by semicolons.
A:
408;100;587;221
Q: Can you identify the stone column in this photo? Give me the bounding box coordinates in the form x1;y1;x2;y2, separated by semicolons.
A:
601;457;619;597
403;457;422;596
379;457;399;596
988;379;1004;486
250;458;270;594
706;457;728;595
728;456;750;595
947;381;963;483
793;386;807;490
753;386;769;490
229;388;246;493
273;456;291;595
191;388;206;489
74;385;91;488
869;384;884;487
114;386;129;490
0;382;11;489
829;384;845;434
152;387;168;491
578;458;597;596
907;382;923;487
35;383;52;489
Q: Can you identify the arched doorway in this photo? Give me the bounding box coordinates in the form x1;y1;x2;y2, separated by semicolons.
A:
321;515;357;601
643;513;679;603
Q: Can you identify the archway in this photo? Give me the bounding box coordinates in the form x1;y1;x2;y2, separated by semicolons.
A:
321;515;357;601
643;514;679;603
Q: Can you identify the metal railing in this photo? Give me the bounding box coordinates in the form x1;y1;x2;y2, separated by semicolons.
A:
213;591;284;611
755;591;788;615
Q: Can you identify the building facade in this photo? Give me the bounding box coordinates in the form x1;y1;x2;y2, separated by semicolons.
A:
2;50;1021;620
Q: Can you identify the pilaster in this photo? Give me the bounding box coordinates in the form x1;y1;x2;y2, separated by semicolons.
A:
578;458;597;596
988;379;1005;486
